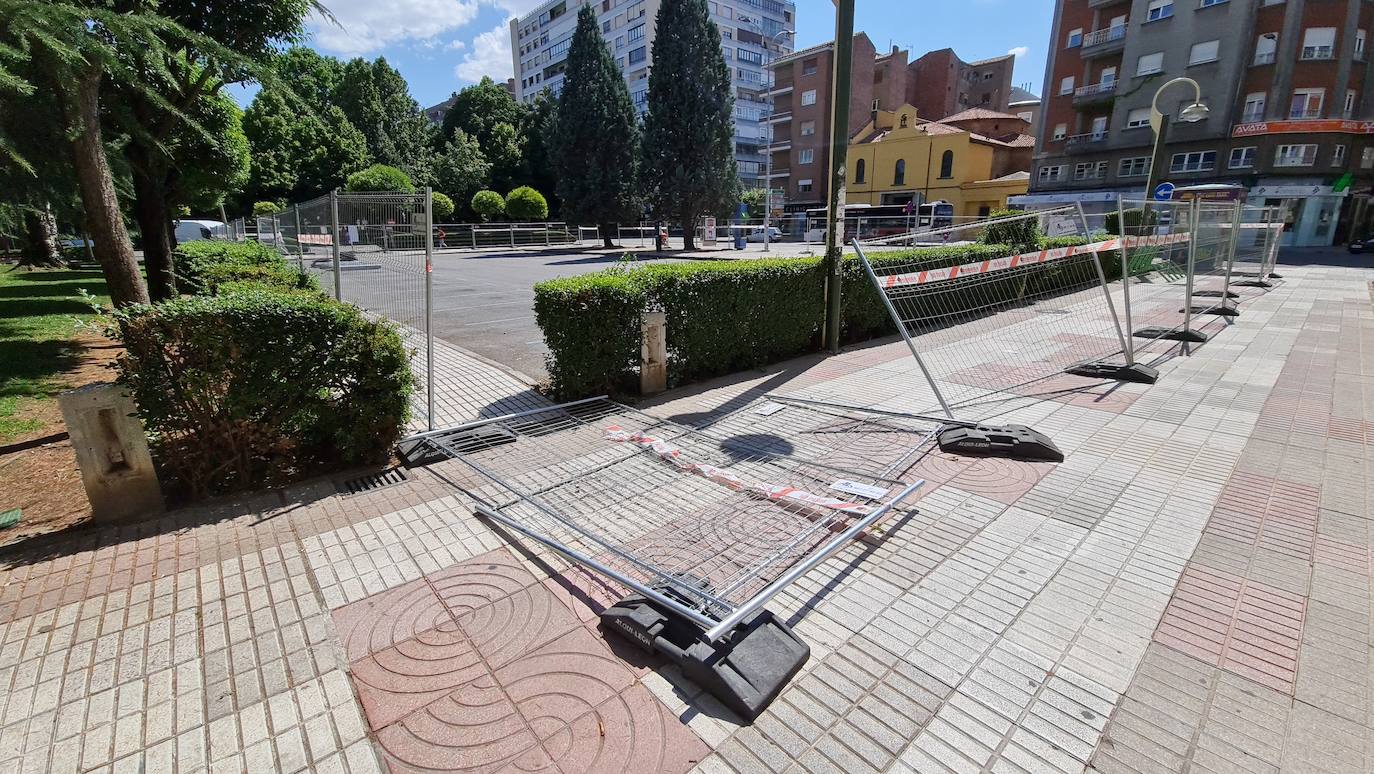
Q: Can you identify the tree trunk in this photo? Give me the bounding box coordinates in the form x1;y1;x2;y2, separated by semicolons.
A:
19;205;63;268
65;66;148;306
601;222;616;250
681;212;695;251
131;166;176;300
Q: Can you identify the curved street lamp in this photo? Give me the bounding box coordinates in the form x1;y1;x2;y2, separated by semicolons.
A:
761;28;794;251
1143;76;1210;201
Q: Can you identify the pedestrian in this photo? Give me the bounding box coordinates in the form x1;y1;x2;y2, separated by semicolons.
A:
436;227;447;249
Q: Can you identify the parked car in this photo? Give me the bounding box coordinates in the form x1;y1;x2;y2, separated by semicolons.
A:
174;219;225;243
745;226;783;243
1350;236;1372;254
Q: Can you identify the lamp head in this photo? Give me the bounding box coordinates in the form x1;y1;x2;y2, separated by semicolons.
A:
1179;101;1210;123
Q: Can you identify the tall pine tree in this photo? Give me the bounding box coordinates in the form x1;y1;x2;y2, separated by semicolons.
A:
641;0;738;250
555;6;640;248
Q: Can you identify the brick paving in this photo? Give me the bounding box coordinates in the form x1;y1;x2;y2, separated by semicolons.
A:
0;260;1371;773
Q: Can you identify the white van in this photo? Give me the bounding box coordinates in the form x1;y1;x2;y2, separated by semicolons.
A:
174;219;225;243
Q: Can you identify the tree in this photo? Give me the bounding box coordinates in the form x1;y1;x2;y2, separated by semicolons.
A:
555;7;640;249
521;89;560;216
431;192;455;221
471;190;505;221
243;88;370;202
253;201;284;216
440;77;527;151
641;0;739;250
170;91;251;216
505;187;548;221
741;188;767;220
345;164;414;193
486;122;527;195
433;131;490;218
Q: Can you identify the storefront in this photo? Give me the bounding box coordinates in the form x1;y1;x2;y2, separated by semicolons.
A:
1005;190;1130;216
1246;182;1345;248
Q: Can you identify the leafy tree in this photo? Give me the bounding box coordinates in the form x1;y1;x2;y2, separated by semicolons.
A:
334;56;434;184
741;188;767;220
471;190;505;221
521;89;560;215
486;122;527;195
505;187;548;221
253;201;284;216
170;91;251;215
433;131;490;218
440;77;527;151
554;7;640;249
244;88;370;202
431;192;455;221
274;47;344;108
641;0;739;250
345;164;414;193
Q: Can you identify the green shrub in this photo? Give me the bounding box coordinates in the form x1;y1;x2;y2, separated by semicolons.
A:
978;209;1041;252
345;164;415;193
534;271;645;398
505;186;549;221
112;287;414;498
471;190;505;221
1104;207;1159;236
252;201;284;216
171;240;316;295
839;244;1015;340
431;192;456;221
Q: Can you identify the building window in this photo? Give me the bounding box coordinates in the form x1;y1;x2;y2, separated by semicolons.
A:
1052;123;1067;140
628;46;646;64
627;23;644;41
737;48;762;64
801;89;816;106
1126;108;1151;128
1229;146;1256;168
800;120;815;136
1038;165;1064;182
1136;52;1164;76
1254;33;1278;65
1274;144;1317;167
802;58;817;75
1357;30;1368;59
1059;76;1075;95
1066;28;1083;48
1146;0;1174;22
1301;27;1336;60
939;150;954;178
1170;151;1216;172
1242;93;1266;122
798;148;814;164
897;113;909;128
1118;157;1150;177
1332;144;1347;166
1345;90;1357;119
1289;89;1323;119
1363;148;1374;169
797;178;813;193
893;159;906;185
1189;40;1219;65
1074;161;1108;180
1200;0;1228;6
854;158;866;183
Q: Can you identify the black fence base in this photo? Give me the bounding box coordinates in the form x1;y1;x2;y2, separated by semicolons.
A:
602;591;809;722
1065;362;1159;384
937;424;1064;463
397;425;518;467
1183;303;1240;317
1269;271;1284;279
1233;278;1273;288
1133;326;1211;344
1190;289;1240;299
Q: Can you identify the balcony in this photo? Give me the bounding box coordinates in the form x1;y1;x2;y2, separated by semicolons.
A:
1073;81;1117;106
1081;25;1127;56
766;168;790;178
769;110;792;123
768;81;793;96
1088;0;1128;8
1064;130;1109;153
768;139;792;152
1299;46;1335;61
1289;109;1322;120
1252;51;1276;66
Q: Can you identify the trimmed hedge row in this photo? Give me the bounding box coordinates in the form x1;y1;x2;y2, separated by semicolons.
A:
535;237;1113;399
172;240;318;295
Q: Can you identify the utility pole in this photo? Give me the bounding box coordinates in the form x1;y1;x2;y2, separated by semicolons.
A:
822;0;855;354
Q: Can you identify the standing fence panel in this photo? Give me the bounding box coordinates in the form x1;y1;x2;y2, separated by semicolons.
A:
1231;205;1285;293
1116;198;1215;348
293;194;336;294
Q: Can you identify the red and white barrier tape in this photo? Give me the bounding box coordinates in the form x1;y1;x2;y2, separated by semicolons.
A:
879;233;1192;290
604;426;875;516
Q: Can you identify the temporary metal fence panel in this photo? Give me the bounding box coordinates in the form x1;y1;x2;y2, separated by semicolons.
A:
1115;198;1216;348
852;205;1146;427
1231;205;1285;292
292;194;336;293
1186;201;1242;317
433;222;577;250
254;215;285;251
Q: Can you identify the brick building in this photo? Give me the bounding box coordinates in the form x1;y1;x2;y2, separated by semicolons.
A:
1025;0;1374;246
767;35;1018;217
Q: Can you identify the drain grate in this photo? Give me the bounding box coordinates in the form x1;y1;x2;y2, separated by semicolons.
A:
339;466;409;495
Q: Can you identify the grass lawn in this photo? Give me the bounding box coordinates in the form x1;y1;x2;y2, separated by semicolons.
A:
0;267;112;442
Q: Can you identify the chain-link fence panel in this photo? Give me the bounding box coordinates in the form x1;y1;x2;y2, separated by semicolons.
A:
293;194;337;294
1185;201;1242;318
1231;205;1285;295
1115;198;1216;349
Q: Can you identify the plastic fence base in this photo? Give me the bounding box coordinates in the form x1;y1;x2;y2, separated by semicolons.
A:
1184;303;1240;317
937;424;1064;463
1191;289;1240;299
1133;326;1211;344
1065;362;1159;384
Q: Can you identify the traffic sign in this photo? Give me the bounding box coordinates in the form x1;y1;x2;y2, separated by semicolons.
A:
1154;182;1175;201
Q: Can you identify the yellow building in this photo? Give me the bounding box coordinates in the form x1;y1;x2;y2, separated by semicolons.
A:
846;105;1033;217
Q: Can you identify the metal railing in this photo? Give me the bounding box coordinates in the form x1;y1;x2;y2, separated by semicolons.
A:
1074;81;1118;99
1081;25;1127;48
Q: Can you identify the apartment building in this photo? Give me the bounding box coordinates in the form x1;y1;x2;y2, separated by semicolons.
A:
1026;0;1374;246
509;0;795;189
767;35;1017;215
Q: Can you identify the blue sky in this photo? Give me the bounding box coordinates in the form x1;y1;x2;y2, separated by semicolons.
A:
234;0;1054;109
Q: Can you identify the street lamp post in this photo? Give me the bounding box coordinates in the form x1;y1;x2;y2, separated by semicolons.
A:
762;28;793;252
1141;77;1211;204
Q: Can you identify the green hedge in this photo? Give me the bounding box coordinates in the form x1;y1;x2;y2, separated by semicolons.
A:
113;287;414;498
172;240;317;295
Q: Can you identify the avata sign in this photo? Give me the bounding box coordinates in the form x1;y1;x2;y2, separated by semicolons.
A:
1232;119;1374;137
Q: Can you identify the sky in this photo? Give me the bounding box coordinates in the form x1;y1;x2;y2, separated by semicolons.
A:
232;0;1054;110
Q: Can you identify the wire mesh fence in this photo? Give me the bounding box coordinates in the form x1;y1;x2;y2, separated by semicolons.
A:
432;222;578;249
1231;205;1284;293
292;194;337;293
853;205;1139;420
1114;198;1215;349
1186;201;1242;317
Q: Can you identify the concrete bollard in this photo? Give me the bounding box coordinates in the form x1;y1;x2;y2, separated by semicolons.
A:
58;383;164;523
641;310;667;395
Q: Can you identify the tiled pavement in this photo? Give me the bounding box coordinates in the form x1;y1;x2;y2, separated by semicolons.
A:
1;260;1372;773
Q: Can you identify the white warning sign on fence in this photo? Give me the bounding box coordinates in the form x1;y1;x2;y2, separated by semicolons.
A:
1045;215;1080;237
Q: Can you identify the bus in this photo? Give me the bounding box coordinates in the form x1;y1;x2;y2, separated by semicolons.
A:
802;201;955;242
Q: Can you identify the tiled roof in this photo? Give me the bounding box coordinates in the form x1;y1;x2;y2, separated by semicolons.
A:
942;107;1027;123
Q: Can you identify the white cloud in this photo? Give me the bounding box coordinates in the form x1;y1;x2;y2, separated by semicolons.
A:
446;39;468;50
1008;46;1030;59
308;0;482;56
455;23;513;82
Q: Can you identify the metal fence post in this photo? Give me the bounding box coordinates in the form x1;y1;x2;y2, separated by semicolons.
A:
1182;197;1200;350
329;189;342;301
293;205;305;273
1221;200;1242;310
424;187;435;432
1076;201;1132;365
1115;196;1137;364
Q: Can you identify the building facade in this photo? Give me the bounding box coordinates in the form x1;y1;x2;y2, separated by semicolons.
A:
767;37;1018;218
509;0;795;190
1027;0;1374;246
